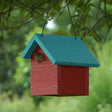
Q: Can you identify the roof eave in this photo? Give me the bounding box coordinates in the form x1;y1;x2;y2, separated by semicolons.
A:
21;34;38;59
21;34;57;64
54;61;100;67
34;34;57;65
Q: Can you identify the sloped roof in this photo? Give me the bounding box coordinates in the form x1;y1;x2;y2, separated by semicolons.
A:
21;33;100;67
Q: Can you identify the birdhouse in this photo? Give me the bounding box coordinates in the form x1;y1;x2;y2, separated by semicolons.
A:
21;33;100;96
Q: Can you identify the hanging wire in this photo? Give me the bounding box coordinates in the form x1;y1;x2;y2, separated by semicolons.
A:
41;0;52;37
65;0;77;39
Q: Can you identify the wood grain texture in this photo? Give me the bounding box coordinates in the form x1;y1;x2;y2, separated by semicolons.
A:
31;46;58;95
58;66;89;95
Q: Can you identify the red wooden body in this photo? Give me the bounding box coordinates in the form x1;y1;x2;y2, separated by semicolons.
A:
31;46;89;96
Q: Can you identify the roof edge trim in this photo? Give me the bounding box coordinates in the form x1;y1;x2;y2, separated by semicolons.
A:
54;61;100;67
21;35;37;59
34;34;57;65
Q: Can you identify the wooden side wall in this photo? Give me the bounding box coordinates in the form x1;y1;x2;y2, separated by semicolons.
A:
31;46;58;95
58;65;89;95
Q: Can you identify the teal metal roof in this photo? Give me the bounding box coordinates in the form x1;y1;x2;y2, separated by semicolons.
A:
21;33;100;67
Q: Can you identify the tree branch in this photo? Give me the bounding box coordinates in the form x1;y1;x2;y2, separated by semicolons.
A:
1;15;5;38
104;0;106;16
103;23;112;43
92;16;104;30
0;16;38;31
96;0;101;20
56;0;73;19
7;0;13;21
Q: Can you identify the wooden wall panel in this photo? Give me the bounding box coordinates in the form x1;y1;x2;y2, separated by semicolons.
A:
31;46;58;95
58;66;89;95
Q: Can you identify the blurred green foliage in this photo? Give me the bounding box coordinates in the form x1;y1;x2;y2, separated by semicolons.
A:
0;0;112;42
0;92;36;112
0;20;37;97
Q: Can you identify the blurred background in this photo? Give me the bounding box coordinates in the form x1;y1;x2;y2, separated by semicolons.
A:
0;0;112;112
